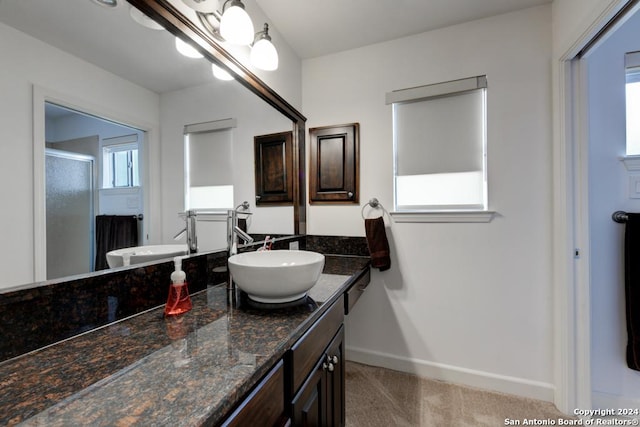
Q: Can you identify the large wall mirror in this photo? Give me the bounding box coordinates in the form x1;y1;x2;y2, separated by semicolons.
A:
0;0;305;289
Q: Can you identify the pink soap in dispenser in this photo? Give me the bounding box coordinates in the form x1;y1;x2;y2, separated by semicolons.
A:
164;256;192;316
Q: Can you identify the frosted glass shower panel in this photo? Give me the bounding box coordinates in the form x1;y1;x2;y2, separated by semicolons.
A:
46;149;94;279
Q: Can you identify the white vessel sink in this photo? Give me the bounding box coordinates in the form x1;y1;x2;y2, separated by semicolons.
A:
228;250;325;303
106;244;188;268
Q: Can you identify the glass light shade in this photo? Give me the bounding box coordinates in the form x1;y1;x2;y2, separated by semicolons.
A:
220;5;254;45
212;64;234;81
175;37;203;59
129;6;164;30
250;38;278;71
92;0;118;7
180;0;217;13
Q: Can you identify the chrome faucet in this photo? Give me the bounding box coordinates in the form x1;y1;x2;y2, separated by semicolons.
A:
174;210;198;254
227;202;254;256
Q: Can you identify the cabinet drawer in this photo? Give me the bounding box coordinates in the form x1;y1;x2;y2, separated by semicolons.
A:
221;360;286;427
345;268;370;315
290;295;344;394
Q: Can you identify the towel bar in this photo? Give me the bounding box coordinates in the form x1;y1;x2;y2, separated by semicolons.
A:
613;211;629;223
361;198;388;220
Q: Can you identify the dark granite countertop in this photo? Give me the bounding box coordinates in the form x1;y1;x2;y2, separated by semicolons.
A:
0;255;369;426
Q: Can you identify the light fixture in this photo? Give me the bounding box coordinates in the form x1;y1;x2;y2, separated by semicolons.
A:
129;6;164;30
181;0;218;13
91;0;118;7
175;37;204;59
212;64;234;81
250;24;278;71
185;0;280;71
219;0;254;46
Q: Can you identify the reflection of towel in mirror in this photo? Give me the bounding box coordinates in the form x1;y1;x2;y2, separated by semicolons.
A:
95;215;139;270
625;213;640;371
365;216;391;271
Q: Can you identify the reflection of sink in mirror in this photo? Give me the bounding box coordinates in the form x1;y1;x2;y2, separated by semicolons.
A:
106;245;188;268
228;250;325;303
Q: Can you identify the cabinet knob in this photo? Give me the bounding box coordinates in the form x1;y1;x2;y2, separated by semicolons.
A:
326;354;339;364
347;192;354;198
323;362;335;372
255;195;262;201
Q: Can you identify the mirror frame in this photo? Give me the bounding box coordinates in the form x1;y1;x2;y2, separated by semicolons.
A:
128;0;307;235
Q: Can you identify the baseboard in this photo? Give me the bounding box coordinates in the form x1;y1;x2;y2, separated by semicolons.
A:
346;346;555;403
592;391;640;416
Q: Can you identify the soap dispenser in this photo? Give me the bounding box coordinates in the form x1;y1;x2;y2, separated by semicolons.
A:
164;256;192;316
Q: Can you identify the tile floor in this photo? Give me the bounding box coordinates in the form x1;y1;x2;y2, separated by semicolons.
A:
345;361;576;426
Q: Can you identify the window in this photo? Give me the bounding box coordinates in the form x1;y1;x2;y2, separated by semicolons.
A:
386;76;489;220
102;135;139;188
625;52;640;156
184;119;236;211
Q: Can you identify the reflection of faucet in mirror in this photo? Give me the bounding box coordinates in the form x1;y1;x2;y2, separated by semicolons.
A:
227;202;254;256
175;210;198;255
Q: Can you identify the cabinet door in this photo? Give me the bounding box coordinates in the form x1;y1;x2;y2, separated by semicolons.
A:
221;360;287;427
291;358;326;427
309;123;359;204
254;131;293;205
325;326;345;427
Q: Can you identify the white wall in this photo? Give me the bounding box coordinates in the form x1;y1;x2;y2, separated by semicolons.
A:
159;80;294;252
0;23;159;289
303;5;555;400
585;10;640;409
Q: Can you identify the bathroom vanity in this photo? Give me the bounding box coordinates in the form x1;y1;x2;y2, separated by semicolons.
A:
0;246;370;426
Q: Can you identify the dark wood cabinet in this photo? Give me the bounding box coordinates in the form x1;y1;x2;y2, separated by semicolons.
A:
309;123;359;204
325;326;345;426
254;131;293;205
289;297;345;427
291;356;326;426
291;326;345;427
219;278;370;427
220;360;288;427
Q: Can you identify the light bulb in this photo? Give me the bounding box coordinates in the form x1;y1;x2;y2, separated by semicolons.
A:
175;37;203;59
220;3;254;45
251;38;278;71
212;64;234;81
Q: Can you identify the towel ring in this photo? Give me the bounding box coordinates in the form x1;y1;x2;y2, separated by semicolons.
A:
361;198;389;220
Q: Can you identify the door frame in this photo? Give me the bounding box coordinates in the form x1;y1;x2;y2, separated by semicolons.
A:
33;85;159;282
553;0;639;414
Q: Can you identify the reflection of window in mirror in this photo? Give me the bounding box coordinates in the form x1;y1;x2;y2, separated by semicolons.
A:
625;51;640;156
102;135;140;188
184;119;237;211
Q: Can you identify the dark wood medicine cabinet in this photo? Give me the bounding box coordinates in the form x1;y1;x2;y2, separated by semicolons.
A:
309;123;360;204
254;131;294;205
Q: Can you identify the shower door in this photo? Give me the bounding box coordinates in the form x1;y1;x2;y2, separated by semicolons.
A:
46;149;95;279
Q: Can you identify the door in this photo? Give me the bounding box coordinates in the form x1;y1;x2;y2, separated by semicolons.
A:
46;149;94;279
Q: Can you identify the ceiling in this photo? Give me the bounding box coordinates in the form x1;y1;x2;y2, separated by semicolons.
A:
0;0;552;94
255;0;553;59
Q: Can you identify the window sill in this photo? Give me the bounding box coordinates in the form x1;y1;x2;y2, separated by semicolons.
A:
622;155;640;171
390;210;496;223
